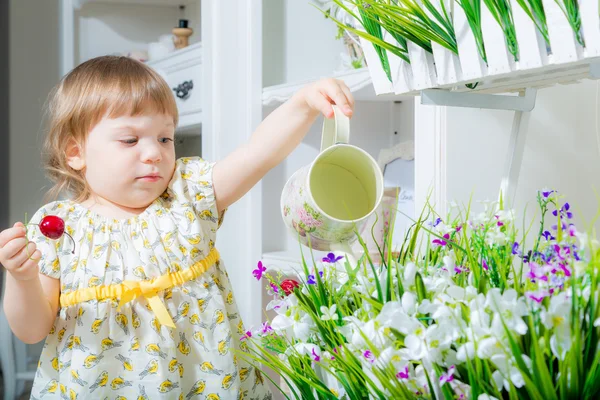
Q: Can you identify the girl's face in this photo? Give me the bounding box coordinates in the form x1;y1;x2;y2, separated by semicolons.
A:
71;113;176;213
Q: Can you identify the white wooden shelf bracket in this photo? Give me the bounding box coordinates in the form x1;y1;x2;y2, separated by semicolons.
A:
419;88;538;207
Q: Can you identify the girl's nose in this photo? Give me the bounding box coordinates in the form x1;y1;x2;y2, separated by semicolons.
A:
142;143;162;163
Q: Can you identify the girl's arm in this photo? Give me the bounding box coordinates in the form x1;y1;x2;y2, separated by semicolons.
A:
212;78;354;214
1;222;59;344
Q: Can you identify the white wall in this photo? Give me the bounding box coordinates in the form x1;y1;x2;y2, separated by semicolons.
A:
9;0;62;375
75;3;181;63
10;0;61;224
263;0;345;86
444;80;600;234
1;0;9;230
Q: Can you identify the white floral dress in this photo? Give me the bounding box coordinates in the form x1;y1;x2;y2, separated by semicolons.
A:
28;157;272;400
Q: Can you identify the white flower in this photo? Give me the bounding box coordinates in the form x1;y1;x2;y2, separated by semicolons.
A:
377;301;420;335
486;289;528;336
320;304;337;321
404;262;417;286
404;324;452;363
270;313;313;342
485;228;507;246
478;395;499;400
490;354;526;390
541;292;572;359
457;342;475;361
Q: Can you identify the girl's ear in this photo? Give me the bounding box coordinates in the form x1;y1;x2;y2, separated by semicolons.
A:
66;139;85;171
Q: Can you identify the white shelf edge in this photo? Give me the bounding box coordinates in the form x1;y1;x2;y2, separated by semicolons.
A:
75;0;196;8
262;68;412;106
261;249;333;276
146;42;202;68
404;57;600;96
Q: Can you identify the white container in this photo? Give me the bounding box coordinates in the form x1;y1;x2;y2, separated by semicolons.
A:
359;36;394;94
510;0;548;69
453;4;488;80
428;0;462;85
542;0;583;64
407;41;437;89
431;42;462;86
580;0;600;58
392;59;415;95
386;33;415;94
480;4;516;75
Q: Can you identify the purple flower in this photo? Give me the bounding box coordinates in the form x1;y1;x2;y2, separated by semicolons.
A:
312;348;320;362
439;365;455;385
253;261;266;281
396;366;409;380
454;265;469;275
541;190;554;198
307;271;323;285
323;253;343;263
240;330;252;341
260;322;273;335
526;262;549;283
527;290;549;303
542;231;555;241
482;259;489;271
512;242;520;255
363;350;376;363
554;245;571;261
559;263;572;277
553;203;573;219
433;233;450;247
433;217;442;227
270;283;279;293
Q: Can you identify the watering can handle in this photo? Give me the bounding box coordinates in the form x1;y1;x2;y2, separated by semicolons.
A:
320;105;350;151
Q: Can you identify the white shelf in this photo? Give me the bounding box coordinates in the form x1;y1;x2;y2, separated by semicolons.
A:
261;248;333;276
75;0;195;7
434;57;600;95
262;68;411;106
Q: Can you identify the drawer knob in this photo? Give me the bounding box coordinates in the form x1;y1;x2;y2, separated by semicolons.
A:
173;80;193;100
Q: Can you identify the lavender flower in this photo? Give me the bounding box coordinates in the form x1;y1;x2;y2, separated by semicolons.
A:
322;252;343;263
252;261;266;280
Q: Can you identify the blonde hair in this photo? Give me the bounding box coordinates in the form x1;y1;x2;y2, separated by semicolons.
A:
43;55;179;202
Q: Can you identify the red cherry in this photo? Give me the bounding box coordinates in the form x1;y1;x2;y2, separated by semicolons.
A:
29;215;75;254
39;215;65;239
280;279;300;296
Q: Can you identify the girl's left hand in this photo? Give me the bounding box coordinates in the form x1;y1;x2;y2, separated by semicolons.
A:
294;78;355;119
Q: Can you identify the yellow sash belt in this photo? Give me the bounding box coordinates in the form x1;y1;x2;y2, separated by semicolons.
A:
60;248;220;328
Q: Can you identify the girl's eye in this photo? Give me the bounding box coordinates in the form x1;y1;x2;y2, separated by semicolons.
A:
121;138;137;144
159;138;174;144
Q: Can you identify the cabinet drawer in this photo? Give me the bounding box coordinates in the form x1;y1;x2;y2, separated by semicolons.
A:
147;43;202;129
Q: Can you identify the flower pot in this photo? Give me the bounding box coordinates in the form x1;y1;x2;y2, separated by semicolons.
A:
407;41;437;90
385;32;415;94
359;36;394;95
454;3;488;81
542;0;583;64
429;0;463;85
480;3;517;75
510;0;549;69
580;0;600;58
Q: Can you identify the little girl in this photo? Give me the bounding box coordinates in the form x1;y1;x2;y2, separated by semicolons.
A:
0;56;354;399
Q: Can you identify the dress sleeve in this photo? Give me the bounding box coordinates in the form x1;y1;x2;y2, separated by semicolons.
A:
169;157;227;229
26;204;61;279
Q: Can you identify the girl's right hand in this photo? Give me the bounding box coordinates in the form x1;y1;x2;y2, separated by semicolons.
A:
0;222;41;281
